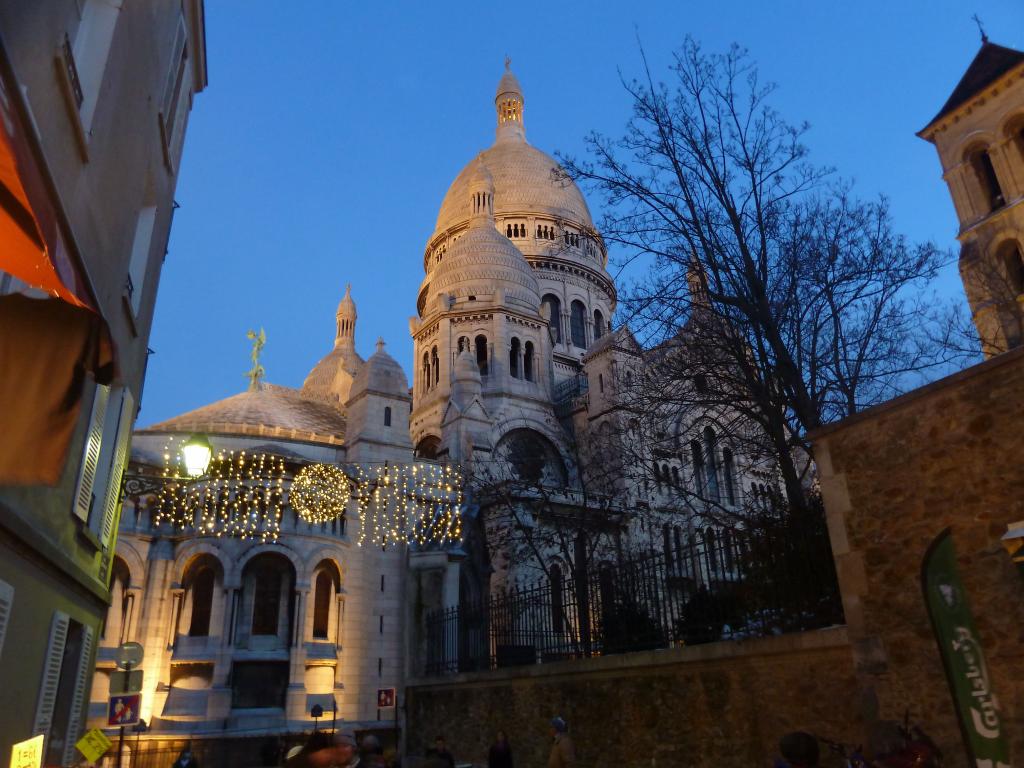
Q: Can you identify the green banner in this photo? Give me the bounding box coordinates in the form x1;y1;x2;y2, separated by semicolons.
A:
921;527;1011;767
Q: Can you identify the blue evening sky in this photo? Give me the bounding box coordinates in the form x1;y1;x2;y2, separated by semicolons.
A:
141;0;1023;425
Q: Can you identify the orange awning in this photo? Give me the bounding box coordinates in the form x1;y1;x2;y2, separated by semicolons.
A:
0;77;91;309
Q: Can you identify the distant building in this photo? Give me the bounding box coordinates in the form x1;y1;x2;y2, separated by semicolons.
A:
919;38;1024;356
0;1;206;762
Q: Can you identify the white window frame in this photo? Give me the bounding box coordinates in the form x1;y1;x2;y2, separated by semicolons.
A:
125;207;157;322
72;381;110;523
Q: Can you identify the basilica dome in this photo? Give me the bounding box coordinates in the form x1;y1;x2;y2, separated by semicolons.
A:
431;63;594;240
421;158;540;316
433;142;593;237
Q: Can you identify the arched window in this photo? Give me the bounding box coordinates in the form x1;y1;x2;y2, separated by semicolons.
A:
457;336;469;353
415;436;440;460
422;352;430;392
506;224;512;237
523;341;535;382
247;555;292;637
661;464;670;487
598;373;604;392
475;335;488;376
705;528;718;572
105;558;132;644
384;406;392;427
570;300;586;348
967;146;1004;213
550;563;564;633
722;448;736;505
690;439;706;493
188;566;216;637
703;426;720;503
509;337;520;378
672;466;681;487
593;309;604;339
431;346;439;386
1001;241;1024;296
542;294;561;343
312;570;333;640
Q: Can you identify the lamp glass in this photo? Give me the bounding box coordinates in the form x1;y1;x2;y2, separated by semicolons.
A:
182;435;212;478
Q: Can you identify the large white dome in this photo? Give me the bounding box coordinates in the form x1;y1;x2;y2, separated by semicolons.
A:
433;141;594;238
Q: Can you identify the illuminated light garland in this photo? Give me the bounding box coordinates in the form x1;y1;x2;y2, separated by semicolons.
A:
355;462;463;547
291;463;351;524
153;448;285;543
149;435;461;547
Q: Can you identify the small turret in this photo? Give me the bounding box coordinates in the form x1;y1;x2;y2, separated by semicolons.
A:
336;283;357;351
495;57;525;143
468;156;494;227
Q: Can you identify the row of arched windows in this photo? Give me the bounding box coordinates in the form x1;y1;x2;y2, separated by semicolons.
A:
506;223;528;238
963;121;1024;217
542;294;608;349
689;426;737;505
421;346;440;393
457;335;490;376
508;336;536;381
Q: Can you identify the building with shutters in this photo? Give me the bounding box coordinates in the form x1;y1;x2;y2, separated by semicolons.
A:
0;2;207;763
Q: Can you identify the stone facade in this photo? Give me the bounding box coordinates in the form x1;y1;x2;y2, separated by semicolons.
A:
813;347;1024;764
406;628;858;767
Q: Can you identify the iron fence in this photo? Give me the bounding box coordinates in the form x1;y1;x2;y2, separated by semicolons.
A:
424;510;843;675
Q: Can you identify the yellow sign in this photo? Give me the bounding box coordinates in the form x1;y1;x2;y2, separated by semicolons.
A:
9;734;43;768
75;728;112;763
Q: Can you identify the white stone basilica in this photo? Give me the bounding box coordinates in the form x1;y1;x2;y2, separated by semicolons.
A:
90;63;754;743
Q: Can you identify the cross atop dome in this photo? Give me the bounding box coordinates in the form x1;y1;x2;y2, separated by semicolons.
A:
495;60;525;144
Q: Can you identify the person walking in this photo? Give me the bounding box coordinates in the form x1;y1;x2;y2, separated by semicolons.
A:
547;717;575;768
424;736;455;768
487;730;513;768
172;745;198;768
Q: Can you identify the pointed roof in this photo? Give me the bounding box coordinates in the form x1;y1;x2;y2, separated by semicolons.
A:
920;41;1024;136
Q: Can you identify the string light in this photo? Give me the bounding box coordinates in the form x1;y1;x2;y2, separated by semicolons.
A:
291;463;351;524
149;435;461;547
355;461;463;547
154;446;285;543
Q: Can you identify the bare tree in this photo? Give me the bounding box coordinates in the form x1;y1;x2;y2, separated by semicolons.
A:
559;39;973;512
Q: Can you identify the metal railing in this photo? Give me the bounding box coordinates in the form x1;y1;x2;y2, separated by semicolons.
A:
424;511;843;675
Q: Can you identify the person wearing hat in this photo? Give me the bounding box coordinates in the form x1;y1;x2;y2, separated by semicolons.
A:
286;730;360;768
547;717;575;768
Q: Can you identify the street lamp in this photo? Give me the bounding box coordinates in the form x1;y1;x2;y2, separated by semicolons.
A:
122;432;213;499
182;433;213;478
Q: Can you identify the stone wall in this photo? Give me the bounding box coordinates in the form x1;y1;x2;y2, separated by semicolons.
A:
406;627;858;767
813;347;1024;765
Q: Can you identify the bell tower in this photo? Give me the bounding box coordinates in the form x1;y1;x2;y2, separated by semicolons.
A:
919;39;1024;356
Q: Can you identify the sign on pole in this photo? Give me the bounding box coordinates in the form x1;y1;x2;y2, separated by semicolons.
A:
922;527;1011;767
376;688;396;708
75;729;112;763
107;694;141;727
114;642;143;670
9;734;43;768
109;669;143;695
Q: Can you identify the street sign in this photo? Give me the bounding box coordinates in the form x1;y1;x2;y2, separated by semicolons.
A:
376;688;396;708
9;734;43;768
107;694;141;726
114;641;143;670
75;729;112;763
109;669;143;695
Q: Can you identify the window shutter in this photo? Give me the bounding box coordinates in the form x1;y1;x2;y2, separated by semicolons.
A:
73;383;110;522
33;611;70;742
126;210;156;317
99;389;135;548
61;624;94;767
0;579;12;662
